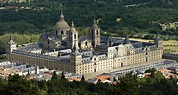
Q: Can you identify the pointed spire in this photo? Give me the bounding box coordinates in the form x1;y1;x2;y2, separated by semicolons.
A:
123;34;130;44
155;32;161;41
156;32;159;36
107;37;113;47
60;11;64;21
109;37;112;42
107;37;110;46
107;37;112;43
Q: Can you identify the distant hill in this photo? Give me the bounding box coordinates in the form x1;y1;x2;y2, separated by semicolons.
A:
0;0;178;36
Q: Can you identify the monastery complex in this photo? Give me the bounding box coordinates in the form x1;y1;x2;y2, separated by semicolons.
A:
6;12;163;74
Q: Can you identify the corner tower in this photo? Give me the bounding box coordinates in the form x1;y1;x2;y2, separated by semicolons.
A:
68;21;79;49
54;12;70;40
70;43;82;66
89;18;100;47
154;33;163;48
6;37;17;54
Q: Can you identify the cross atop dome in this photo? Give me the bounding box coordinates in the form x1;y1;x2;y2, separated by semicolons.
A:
71;21;74;28
60;11;64;21
93;18;97;24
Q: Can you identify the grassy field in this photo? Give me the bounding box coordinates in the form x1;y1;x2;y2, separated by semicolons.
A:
129;38;153;43
163;40;178;54
163;40;178;45
130;38;178;54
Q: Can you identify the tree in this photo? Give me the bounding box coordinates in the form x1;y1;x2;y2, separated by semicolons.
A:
3;74;41;95
113;76;117;82
51;71;59;80
81;75;85;81
117;73;139;95
150;68;157;78
61;71;65;79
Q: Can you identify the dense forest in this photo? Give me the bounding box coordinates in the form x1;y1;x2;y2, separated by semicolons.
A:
0;0;178;37
0;70;178;95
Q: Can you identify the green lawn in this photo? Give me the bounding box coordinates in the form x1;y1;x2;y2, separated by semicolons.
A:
163;40;178;45
130;38;178;54
130;38;152;43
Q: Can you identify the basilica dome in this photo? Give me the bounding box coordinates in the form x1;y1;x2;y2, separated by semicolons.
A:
54;12;70;31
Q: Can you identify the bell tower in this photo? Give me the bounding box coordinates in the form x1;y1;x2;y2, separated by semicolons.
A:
6;37;17;54
89;18;100;47
68;21;79;49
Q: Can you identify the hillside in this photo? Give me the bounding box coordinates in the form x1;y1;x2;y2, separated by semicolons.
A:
0;0;178;37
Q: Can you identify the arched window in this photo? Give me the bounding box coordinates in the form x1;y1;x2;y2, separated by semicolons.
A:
48;40;50;44
96;30;99;35
61;31;63;35
85;41;87;46
74;34;76;39
92;30;94;35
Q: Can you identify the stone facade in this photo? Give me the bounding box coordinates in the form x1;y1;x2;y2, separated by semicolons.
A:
6;12;163;74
